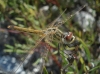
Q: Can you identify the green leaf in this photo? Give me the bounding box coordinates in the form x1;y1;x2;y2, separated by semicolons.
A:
89;65;100;72
0;0;7;9
15;17;24;21
10;20;18;25
67;71;74;74
5;44;14;49
43;66;48;74
77;37;91;62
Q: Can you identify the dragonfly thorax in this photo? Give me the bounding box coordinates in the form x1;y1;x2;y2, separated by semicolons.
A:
62;32;75;44
44;27;57;35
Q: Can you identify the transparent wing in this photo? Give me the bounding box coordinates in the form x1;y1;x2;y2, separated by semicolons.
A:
55;4;87;28
47;8;67;28
47;4;87;29
13;34;47;73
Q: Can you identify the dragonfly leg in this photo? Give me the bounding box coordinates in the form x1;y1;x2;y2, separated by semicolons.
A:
58;43;61;55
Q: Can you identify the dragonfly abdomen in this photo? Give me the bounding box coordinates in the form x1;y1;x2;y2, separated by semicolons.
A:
8;25;44;35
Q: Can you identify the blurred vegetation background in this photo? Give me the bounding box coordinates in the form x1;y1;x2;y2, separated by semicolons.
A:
0;0;100;74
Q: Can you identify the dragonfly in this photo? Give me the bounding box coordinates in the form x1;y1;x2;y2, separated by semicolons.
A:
8;4;86;73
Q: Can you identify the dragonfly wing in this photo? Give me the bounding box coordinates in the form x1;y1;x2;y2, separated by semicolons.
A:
29;34;47;54
55;4;87;28
47;8;67;28
13;34;47;73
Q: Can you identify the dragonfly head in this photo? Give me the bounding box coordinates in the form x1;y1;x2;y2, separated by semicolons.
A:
62;32;75;44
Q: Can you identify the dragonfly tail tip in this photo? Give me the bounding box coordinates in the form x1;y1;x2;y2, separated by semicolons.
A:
7;25;14;29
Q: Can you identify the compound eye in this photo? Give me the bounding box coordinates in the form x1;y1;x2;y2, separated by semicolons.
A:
66;32;73;41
